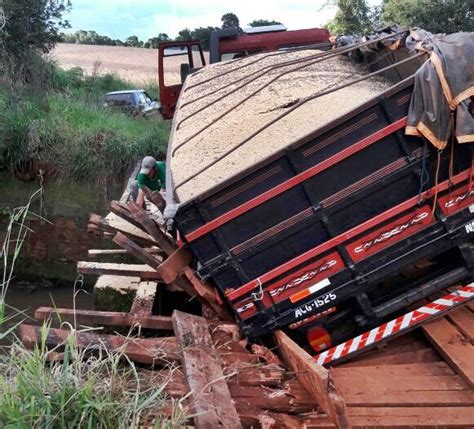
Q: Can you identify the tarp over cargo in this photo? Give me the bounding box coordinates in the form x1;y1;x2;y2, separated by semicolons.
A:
406;32;474;149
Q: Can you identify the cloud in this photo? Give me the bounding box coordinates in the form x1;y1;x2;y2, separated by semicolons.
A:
67;0;380;40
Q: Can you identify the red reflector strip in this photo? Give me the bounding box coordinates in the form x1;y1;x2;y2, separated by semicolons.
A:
186;117;407;242
314;284;474;366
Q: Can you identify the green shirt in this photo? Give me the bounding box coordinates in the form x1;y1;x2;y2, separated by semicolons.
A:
137;161;166;191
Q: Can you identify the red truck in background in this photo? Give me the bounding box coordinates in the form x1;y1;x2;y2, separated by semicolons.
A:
158;26;331;119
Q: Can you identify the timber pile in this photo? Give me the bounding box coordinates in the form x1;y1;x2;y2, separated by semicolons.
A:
171;49;392;203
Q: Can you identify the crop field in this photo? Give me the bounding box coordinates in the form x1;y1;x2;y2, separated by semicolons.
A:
51;43;203;85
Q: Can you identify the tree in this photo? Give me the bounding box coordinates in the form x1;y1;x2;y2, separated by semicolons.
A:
248;19;283;27
192;26;218;50
326;0;374;35
176;28;193;41
0;0;71;57
125;35;143;48
145;33;170;49
221;12;241;31
382;0;474;34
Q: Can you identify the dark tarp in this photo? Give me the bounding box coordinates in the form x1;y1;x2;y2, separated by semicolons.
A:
406;32;474;149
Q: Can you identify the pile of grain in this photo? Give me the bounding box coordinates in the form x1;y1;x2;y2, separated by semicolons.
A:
170;49;391;203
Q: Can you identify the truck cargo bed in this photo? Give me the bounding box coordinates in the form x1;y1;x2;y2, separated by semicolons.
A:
174;74;474;347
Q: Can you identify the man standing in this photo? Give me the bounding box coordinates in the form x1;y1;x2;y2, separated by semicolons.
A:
136;156;166;207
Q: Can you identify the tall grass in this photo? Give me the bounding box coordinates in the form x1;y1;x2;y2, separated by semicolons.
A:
0;62;169;180
0;195;189;428
0;339;188;428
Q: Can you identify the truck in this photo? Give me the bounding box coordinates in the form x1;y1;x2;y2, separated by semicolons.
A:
161;28;474;363
158;26;331;119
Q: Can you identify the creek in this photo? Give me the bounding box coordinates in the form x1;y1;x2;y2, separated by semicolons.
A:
1;173;124;318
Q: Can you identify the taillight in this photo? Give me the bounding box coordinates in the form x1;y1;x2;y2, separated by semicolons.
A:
307;325;332;352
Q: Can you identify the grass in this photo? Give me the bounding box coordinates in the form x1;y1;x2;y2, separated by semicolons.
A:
0;194;189;428
0;337;188;428
0;62;169;180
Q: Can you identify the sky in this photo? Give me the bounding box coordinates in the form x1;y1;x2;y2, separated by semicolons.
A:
65;0;380;41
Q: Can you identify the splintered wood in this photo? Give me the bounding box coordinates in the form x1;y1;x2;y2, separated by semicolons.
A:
172;311;242;428
171;50;391;203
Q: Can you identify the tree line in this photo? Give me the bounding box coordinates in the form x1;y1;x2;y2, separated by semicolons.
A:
327;0;473;36
59;14;282;50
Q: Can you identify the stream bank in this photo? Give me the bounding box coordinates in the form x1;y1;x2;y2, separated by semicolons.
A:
0;174;124;284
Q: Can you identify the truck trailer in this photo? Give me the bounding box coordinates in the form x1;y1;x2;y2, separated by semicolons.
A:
163;28;474;362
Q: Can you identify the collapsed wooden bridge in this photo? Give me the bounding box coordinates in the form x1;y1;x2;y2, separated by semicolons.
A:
18;175;474;428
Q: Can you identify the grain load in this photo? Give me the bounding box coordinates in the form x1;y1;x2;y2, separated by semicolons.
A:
170;49;391;203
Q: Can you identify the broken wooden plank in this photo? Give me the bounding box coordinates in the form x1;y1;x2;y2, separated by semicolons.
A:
154;246;192;284
127;202;175;255
34;306;173;330
77;261;160;280
110;200;146;231
447;306;474;342
143;187;166;211
423;317;474;388
113;232;162;271
18;324;179;365
130;281;157;316
182;267;232;321
231;384;317;414
88;248;165;257
90;212;157;247
347;406;474;427
172;310;242;429
274;330;349;428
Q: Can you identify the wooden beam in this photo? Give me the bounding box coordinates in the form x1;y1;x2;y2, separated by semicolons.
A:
90;212;157;247
77;261;160;279
338;388;474;407
88;248;165;257
127;202;175;255
113;232;162;271
18;324;179;365
182;267;232;321
274;330;349;428
130;281;157;316
34;306;173;330
172;310;242;429
109;200;146;231
143;187;166;211
447;307;474;342
154;246;192;284
347;406;474;427
423;317;474;388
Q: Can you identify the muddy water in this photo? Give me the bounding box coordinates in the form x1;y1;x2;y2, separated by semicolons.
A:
5;282;94;328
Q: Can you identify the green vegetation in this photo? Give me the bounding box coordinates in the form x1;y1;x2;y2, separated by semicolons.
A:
0;196;187;428
326;0;377;35
382;0;474;34
326;0;473;36
0;339;186;428
0;65;169;181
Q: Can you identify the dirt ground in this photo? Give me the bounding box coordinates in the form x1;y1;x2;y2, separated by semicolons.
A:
51;43;208;85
